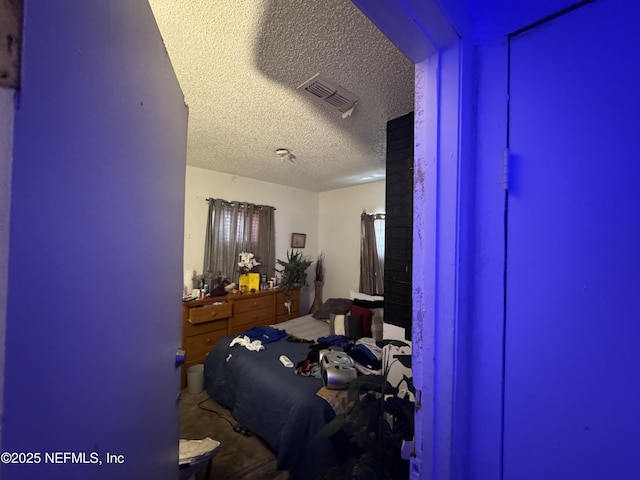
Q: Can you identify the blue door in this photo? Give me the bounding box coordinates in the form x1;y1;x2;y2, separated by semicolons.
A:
2;1;187;478
505;1;640;478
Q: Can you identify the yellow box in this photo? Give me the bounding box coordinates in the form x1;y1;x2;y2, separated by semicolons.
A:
238;273;260;292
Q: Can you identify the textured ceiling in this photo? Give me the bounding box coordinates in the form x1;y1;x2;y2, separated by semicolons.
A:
148;0;414;192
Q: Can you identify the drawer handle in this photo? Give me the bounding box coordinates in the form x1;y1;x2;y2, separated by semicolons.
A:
211;312;217;317
205;338;212;343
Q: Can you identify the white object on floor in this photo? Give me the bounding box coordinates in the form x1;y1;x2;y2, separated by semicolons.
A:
279;355;294;367
179;437;220;464
186;364;204;394
179;437;220;480
229;335;264;351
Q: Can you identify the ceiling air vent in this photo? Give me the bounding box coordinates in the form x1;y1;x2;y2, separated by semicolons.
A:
297;73;359;116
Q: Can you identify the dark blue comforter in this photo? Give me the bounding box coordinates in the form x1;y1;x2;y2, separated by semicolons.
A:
203;332;338;479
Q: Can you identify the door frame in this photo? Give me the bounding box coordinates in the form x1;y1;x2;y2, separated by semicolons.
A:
351;2;475;479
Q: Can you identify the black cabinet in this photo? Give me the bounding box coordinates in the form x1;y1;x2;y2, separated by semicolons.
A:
384;112;413;339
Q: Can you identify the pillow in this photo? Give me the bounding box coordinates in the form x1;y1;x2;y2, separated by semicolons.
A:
312;298;353;320
352;298;384;310
371;307;384;340
349;304;373;337
349;289;384;302
329;313;363;340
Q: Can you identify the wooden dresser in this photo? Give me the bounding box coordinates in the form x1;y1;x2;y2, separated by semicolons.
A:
181;288;299;388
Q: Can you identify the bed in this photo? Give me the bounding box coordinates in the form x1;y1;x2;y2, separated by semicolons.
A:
203;314;338;479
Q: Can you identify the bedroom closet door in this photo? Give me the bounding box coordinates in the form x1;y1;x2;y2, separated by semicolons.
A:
504;1;640;479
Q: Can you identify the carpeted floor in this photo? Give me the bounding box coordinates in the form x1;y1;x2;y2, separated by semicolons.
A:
179;388;289;480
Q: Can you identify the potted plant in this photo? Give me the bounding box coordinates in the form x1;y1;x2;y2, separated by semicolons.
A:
317;350;414;479
276;249;313;311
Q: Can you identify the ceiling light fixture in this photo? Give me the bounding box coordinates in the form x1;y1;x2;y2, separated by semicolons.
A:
275;148;296;163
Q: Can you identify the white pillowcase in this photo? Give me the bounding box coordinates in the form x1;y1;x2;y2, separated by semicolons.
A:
349;289;384;301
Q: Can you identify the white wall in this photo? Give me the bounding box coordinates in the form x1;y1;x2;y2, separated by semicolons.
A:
0;87;15;453
318;180;385;300
183;167;386;312
184;166;320;311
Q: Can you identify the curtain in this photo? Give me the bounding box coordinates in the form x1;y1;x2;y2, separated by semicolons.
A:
359;212;385;295
203;198;276;284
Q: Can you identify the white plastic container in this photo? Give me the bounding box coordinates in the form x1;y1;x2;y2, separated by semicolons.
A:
186;364;204;394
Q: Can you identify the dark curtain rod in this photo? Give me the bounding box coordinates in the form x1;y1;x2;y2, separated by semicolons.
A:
206;197;276;210
362;210;385;219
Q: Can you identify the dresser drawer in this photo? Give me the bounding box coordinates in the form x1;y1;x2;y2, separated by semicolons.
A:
233;295;274;314
276;311;299;324
183;317;227;338
229;307;274;334
276;301;299;317
185;328;228;366
188;301;233;325
276;288;299;305
275;289;299;320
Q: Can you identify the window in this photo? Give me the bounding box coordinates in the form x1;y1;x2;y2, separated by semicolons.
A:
203;198;275;283
360;212;385;295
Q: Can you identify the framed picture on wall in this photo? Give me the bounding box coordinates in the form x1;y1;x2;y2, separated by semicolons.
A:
291;233;306;248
